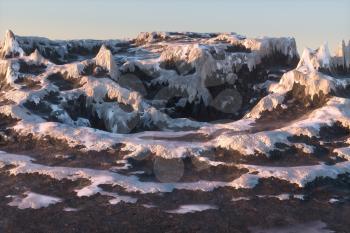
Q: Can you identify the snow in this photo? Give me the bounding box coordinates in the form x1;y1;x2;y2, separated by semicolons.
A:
1;31;350;204
28;49;48;65
142;203;157;208
7;192;62;209
1;52;203;133
272;70;347;99
293;194;305;200
9;91;350;160
232;197;250;201
108;195;138;205
329;198;339;203
233;194;305;201
206;32;243;44
4;65;350;159
0;30;25;58
63;207;79;212
165;204;217;214
0;59;20;87
239;160;350;187
157;44;214;104
247;67;350;120
155;36;298;106
294;143;315;154
221;95;350;157
333;147;350;161
257;194;290;201
297;45;331;73
1;30;350;233
98;190;138;205
54;153;72;159
246;93;285;119
228;174;259;189
11;33;125;65
273;193;290;201
1;151;349;196
0;151;239;194
95;45;119;81
135;32;169;45
298;41;350;73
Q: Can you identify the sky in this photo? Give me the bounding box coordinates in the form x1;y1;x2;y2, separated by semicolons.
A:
0;0;349;54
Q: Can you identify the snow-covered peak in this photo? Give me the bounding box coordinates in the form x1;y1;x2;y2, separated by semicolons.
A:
28;49;48;65
94;45;119;80
297;43;331;73
317;43;332;67
0;29;25;59
5;29;15;40
297;41;350;74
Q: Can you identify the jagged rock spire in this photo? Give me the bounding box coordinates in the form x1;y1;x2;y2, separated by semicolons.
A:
297;43;331;73
95;45;119;81
29;49;47;65
0;29;25;59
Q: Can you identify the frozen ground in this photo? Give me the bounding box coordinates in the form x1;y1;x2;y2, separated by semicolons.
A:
0;30;350;233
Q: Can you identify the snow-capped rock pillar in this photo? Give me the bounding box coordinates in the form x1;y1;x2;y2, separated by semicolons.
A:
95;45;120;81
0;30;25;59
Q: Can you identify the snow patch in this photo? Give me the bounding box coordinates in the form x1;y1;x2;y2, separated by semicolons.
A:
165;204;217;214
334;147;350;161
8;192;62;209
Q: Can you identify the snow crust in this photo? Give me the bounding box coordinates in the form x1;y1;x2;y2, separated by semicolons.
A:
7;192;62;209
165;204;217;214
0;151;236;194
334;147;350;161
239;161;350;187
1;151;350;195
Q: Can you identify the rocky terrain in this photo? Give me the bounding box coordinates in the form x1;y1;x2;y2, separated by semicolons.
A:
0;30;350;233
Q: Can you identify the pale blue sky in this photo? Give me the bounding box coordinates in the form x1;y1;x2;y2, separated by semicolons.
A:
0;0;349;54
